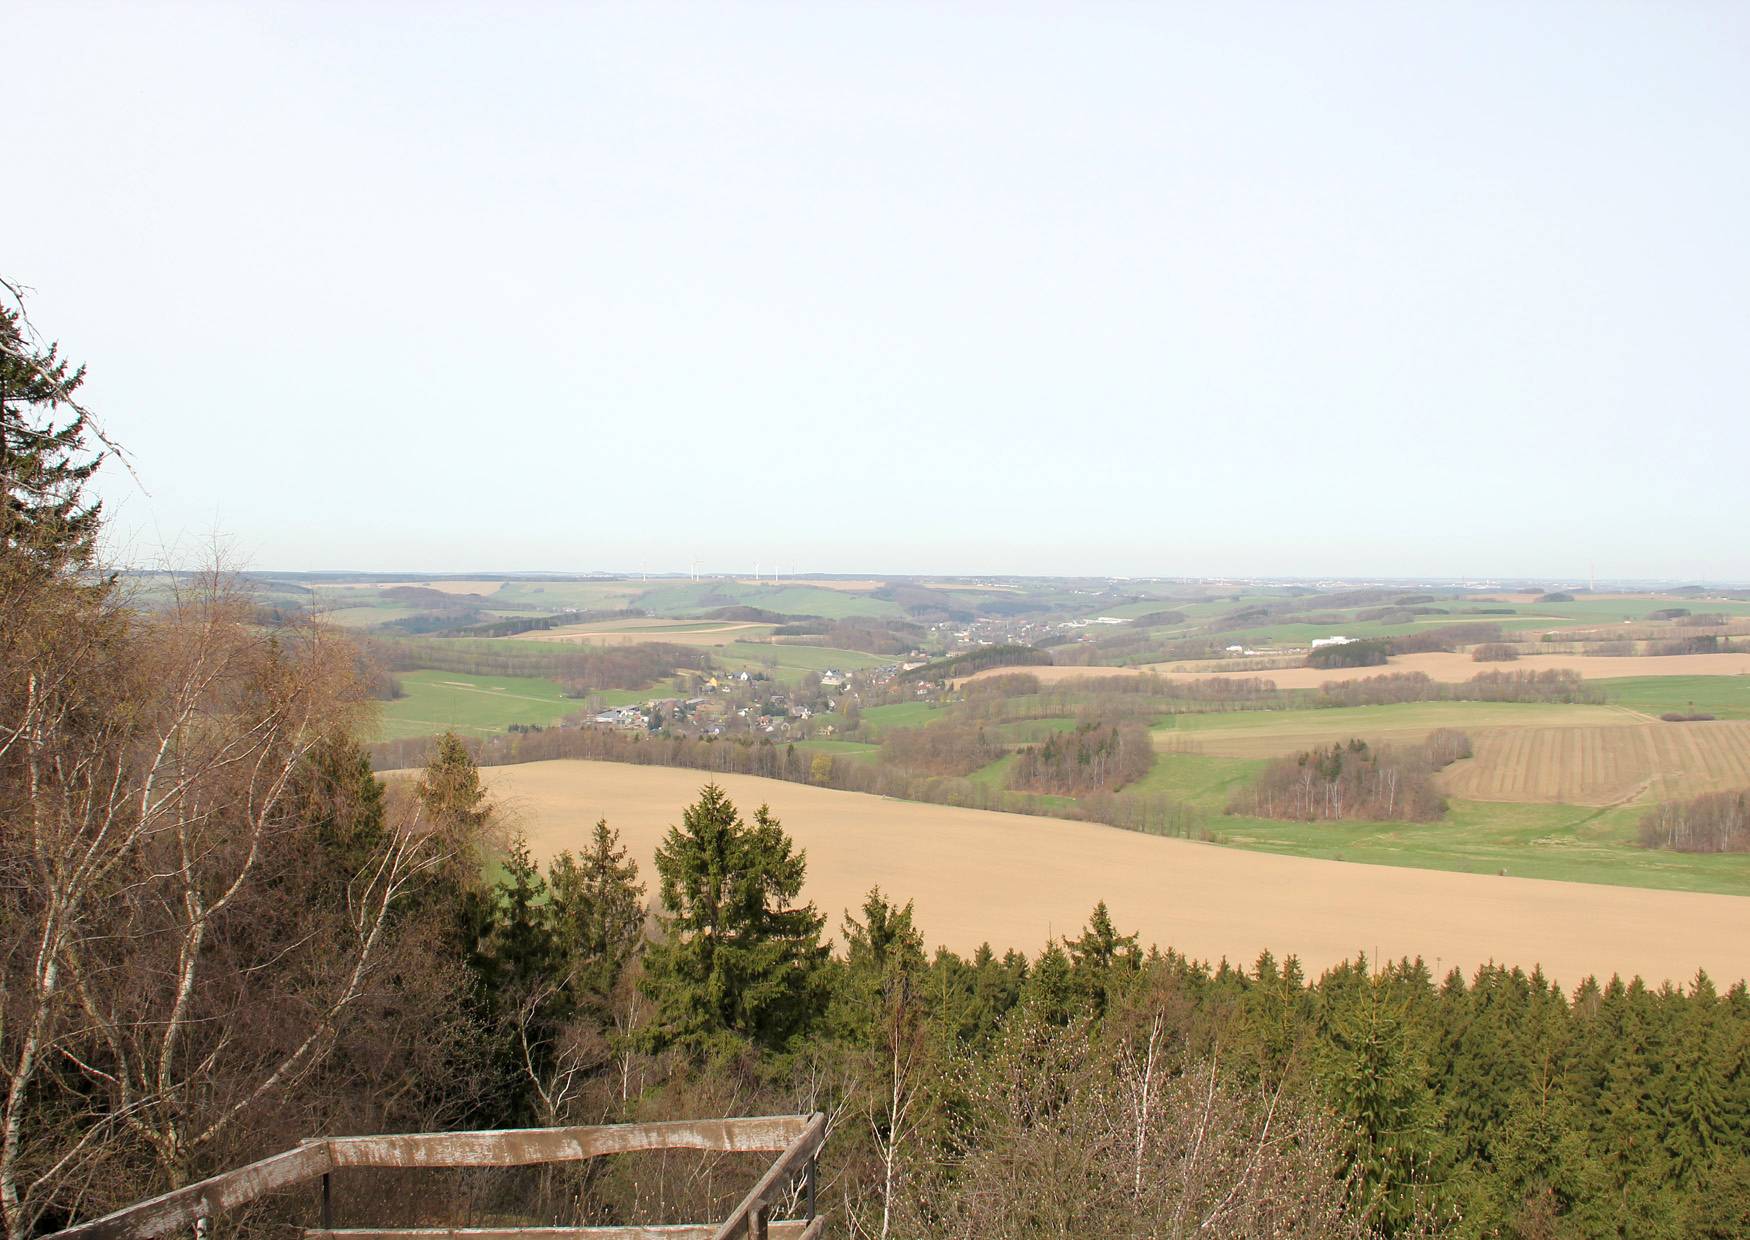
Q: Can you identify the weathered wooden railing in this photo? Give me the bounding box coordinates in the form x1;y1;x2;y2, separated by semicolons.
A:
46;1115;826;1240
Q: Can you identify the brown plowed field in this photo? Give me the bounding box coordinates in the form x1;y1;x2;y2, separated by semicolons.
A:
462;759;1750;989
1441;721;1750;806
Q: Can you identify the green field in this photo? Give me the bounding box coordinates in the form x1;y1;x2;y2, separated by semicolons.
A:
585;681;679;708
794;738;881;762
969;753;1018;788
1208;799;1750;897
859;701;947;735
374;670;578;741
1121;743;1750;896
1152;699;1639;756
1130;752;1266;805
716;642;890;684
1598;674;1750;720
990;717;1078;744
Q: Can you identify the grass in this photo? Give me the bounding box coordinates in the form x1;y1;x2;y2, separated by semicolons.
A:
794;739;881;763
374;670;578;741
859;702;947;735
584;681;680;708
1207;799;1750;897
990;717;1079;744
1598;674;1750;721
1130;752;1267;807
968;753;1018;788
716;642;890;685
1151;700;1639;756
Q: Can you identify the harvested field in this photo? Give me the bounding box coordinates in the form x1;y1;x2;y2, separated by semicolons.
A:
1154;701;1644;758
955;651;1750;690
467;760;1750;988
1440;721;1750;806
514;619;774;647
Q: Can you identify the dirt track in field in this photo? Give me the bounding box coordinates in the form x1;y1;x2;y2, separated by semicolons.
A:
472;759;1750;989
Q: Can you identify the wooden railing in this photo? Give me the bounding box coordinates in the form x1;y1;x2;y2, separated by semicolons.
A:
46;1115;826;1240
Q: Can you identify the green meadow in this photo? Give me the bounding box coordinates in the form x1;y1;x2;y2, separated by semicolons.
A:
374;670;578;741
716;642;890;684
858;701;947;735
1597;674;1750;720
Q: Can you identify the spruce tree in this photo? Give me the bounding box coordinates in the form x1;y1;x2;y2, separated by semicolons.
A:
0;293;104;577
1064;902;1140;1019
289;732;389;895
641;784;827;1054
547;819;646;1014
1665;972;1729;1187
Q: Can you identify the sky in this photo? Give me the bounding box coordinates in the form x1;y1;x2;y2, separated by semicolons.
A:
9;2;1749;581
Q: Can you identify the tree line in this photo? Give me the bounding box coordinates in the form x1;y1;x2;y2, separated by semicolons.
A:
1312;669;1603;708
1640;789;1750;853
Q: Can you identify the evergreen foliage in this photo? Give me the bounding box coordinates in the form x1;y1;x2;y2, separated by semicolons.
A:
0;296;103;576
641;784;829;1054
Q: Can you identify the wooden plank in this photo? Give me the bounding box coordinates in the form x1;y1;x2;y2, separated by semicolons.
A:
304;1226;812;1240
326;1117;812;1169
709;1115;826;1240
793;1219;825;1240
50;1141;333;1240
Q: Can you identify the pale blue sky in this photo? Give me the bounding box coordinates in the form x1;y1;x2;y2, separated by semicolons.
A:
11;2;1748;580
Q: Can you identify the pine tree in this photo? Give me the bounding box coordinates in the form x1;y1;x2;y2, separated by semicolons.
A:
289;732;389;895
641;784;827;1054
1664;971;1730;1187
417;731;493;833
1020;942;1077;1027
1318;977;1450;1233
547;819;646;1014
0;292;104;577
1065;902;1140;1019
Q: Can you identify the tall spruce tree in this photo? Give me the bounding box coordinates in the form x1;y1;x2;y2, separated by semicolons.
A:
0;291;103;576
547;819;646;1015
641;784;827;1054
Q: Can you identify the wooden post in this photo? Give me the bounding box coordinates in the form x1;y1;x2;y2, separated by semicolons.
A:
320;1173;332;1230
804;1156;816;1222
749;1204;768;1240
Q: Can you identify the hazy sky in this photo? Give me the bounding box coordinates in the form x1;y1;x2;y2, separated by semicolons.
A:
10;3;1748;580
